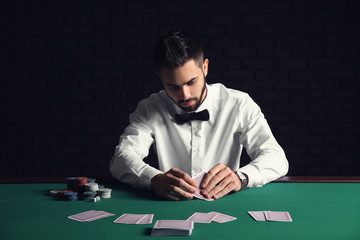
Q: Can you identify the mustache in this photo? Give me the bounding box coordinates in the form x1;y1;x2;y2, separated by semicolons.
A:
177;98;198;104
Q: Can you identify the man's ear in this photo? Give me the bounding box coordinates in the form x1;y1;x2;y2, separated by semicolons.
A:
202;59;209;77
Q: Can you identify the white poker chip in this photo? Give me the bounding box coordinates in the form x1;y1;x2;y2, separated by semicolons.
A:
49;190;59;197
97;188;112;199
91;196;101;202
85;183;99;192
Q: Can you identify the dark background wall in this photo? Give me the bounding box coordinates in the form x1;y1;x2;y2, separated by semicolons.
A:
1;0;359;178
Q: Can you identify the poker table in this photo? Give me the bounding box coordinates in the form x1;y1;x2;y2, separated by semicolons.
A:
1;176;360;240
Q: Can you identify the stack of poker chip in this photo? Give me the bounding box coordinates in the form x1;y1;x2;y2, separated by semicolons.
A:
50;190;78;201
64;191;78;201
80;191;97;201
49;176;112;201
85;182;99;192
66;177;88;194
97;188;112;199
87;178;96;183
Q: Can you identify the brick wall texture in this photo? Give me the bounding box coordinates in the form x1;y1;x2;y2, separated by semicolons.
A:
0;0;359;178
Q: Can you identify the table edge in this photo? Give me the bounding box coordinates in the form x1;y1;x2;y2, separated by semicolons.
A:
1;176;360;184
274;176;360;183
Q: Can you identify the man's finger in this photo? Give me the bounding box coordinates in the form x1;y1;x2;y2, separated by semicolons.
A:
201;171;229;198
160;190;183;201
169;168;198;188
165;168;198;194
150;168;199;201
206;174;233;198
201;164;229;193
165;185;194;200
200;163;225;188
213;181;237;199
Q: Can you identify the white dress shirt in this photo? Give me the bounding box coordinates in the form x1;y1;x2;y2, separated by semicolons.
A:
109;83;288;190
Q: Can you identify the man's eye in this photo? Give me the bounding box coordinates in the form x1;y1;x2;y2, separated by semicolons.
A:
187;81;195;85
168;86;179;90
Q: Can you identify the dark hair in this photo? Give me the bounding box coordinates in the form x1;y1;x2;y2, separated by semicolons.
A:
153;30;204;73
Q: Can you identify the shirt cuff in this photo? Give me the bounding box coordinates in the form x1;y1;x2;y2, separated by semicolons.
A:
238;164;264;188
138;167;163;190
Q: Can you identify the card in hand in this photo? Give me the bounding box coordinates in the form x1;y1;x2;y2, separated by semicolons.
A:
187;212;218;223
192;171;214;201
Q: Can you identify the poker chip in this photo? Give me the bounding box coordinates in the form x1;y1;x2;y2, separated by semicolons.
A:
64;191;78;201
53;190;74;200
49;176;111;201
49;190;59;197
80;191;97;201
67;177;88;193
97;188;112;199
87;178;96;183
66;177;76;190
85;183;99;192
91;196;101;202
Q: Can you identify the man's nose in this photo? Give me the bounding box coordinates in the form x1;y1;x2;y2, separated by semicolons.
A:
180;86;191;100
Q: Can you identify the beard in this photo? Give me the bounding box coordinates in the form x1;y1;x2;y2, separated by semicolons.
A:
177;80;207;112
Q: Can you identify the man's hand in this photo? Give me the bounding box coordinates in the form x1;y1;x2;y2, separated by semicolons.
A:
150;168;198;201
200;163;241;200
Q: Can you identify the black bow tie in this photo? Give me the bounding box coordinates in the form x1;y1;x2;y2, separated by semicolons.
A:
175;109;209;124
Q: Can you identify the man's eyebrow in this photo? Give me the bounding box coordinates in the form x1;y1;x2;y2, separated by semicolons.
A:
165;76;198;87
187;76;198;83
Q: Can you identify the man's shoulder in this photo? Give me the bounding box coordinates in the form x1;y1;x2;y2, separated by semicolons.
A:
130;90;170;124
138;90;167;107
209;83;250;101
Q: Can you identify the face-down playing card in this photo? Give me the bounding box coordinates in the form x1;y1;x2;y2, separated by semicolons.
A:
192;171;214;201
68;210;114;222
113;214;154;224
187;212;218;223
151;220;194;236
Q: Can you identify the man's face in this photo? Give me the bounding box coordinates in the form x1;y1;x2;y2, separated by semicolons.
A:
158;59;209;112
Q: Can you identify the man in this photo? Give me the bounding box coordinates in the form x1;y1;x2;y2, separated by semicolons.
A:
110;30;288;201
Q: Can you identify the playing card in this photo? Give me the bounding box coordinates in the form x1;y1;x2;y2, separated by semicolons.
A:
154;220;194;229
113;214;147;224
68;210;114;222
187;212;218;223
193;191;214;201
192;171;214;201
84;211;115;222
137;214;154;224
192;171;206;186
152;220;194;236
248;211;266;221
264;211;292;222
68;210;100;222
210;212;237;223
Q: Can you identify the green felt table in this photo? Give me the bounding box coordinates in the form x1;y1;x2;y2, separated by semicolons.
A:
1;177;360;240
